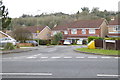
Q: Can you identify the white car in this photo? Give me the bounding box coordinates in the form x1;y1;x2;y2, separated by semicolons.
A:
63;40;71;45
0;37;16;46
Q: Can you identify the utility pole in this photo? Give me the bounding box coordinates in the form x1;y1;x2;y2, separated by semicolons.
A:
36;10;41;45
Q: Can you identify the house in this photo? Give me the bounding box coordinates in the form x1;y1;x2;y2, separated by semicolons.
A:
0;31;11;38
25;26;51;40
108;19;120;37
52;19;108;41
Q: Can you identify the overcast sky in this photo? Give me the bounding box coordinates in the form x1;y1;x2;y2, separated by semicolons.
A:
3;0;120;18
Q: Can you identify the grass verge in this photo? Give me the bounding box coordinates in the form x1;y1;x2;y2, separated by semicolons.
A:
76;48;120;55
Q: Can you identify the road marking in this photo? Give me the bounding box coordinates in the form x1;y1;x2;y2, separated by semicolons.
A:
76;57;85;58
88;57;97;58
63;57;72;59
33;54;41;57
51;57;61;59
0;73;52;76
97;74;120;77
41;57;48;59
27;57;36;59
101;57;111;59
114;57;119;59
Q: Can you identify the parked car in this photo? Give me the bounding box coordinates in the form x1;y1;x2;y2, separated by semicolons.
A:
77;39;83;45
0;37;17;46
26;40;38;46
63;40;72;45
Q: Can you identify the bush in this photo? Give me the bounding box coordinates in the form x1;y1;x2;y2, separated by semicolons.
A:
88;36;103;43
105;37;120;40
82;39;87;45
4;43;15;50
34;39;51;45
46;44;50;46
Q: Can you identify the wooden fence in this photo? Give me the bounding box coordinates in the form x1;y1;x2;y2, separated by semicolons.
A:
95;39;120;50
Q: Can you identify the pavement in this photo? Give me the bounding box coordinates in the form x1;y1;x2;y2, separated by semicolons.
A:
0;46;42;54
1;45;119;78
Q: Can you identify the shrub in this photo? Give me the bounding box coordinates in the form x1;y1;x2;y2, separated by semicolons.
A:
46;44;50;46
34;39;51;45
82;39;87;45
88;36;103;43
4;43;15;50
52;32;63;45
105;37;120;40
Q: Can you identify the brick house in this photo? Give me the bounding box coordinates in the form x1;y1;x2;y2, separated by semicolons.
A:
26;26;51;40
52;19;108;41
108;19;120;37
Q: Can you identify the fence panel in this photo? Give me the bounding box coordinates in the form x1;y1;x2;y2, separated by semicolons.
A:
95;39;103;49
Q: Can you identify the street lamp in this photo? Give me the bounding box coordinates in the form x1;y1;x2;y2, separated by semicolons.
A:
36;10;41;45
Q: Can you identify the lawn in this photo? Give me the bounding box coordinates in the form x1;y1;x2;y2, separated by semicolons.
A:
76;48;120;55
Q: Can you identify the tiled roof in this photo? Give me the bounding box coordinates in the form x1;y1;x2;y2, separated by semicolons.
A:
25;26;45;33
109;19;120;25
52;19;105;30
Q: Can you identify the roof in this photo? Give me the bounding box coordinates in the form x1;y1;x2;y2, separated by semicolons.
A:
25;26;45;33
109;19;120;25
0;31;11;38
52;19;105;30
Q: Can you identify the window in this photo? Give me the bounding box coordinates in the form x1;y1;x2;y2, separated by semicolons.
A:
71;29;77;34
114;25;120;31
64;31;68;34
82;29;86;34
89;29;95;34
53;31;57;35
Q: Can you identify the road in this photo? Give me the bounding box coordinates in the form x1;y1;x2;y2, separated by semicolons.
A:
1;45;119;78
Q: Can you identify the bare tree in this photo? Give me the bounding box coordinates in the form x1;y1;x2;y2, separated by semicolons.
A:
12;28;33;43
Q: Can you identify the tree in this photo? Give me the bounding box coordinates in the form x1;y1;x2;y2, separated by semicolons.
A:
52;32;63;45
91;7;99;15
81;7;90;13
12;28;33;43
0;0;12;31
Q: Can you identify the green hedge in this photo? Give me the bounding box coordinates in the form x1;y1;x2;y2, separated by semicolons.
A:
34;39;51;45
105;37;120;40
4;43;16;50
88;36;103;43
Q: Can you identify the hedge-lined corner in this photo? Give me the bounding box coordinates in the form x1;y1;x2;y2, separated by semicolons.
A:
75;48;120;56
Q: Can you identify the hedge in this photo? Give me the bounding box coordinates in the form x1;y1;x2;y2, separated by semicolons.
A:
88;36;103;43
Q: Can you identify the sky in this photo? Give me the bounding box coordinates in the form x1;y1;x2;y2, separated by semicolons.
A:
3;0;120;18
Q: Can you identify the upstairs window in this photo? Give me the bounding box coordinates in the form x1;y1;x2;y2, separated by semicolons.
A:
53;31;57;35
71;29;77;34
82;29;86;34
64;31;68;34
89;29;95;34
114;25;120;31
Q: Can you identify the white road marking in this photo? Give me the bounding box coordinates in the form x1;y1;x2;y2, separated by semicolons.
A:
63;57;72;59
33;54;41;57
101;57;111;59
41;57;48;59
27;57;36;59
88;57;98;58
0;73;52;76
51;57;61;59
97;74;120;77
76;57;85;58
114;57;119;59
